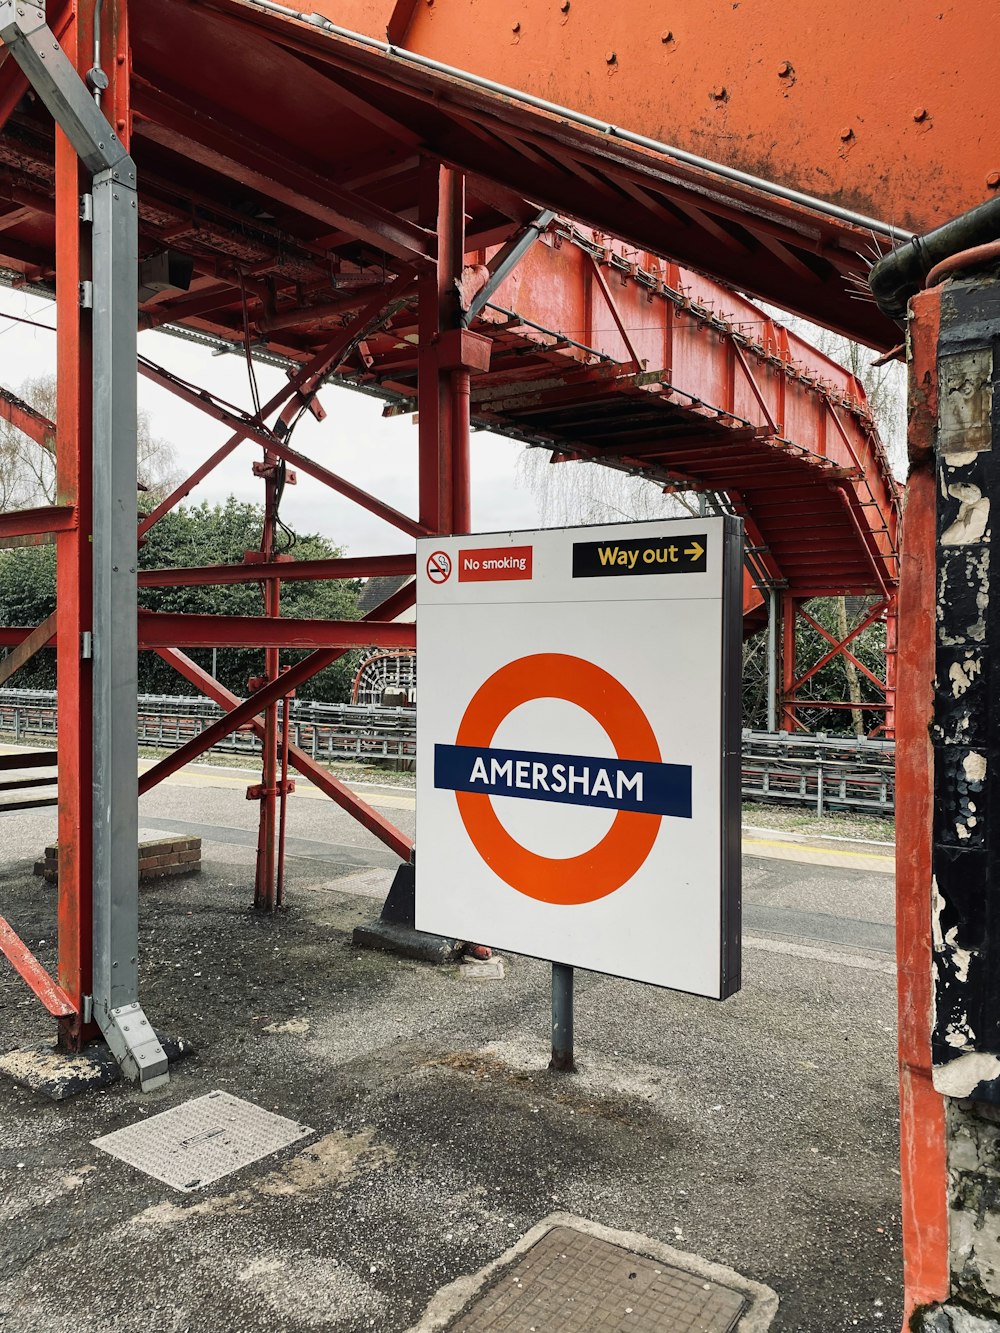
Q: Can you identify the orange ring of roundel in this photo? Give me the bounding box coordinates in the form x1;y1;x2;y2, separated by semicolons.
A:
454;652;663;905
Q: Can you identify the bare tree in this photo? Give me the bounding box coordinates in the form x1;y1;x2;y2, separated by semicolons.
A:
517;449;699;527
0;373;179;511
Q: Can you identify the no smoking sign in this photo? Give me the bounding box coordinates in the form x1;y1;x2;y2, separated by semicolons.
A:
425;551;452;583
416;519;742;999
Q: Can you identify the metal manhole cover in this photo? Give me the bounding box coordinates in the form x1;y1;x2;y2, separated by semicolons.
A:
447;1226;746;1333
91;1090;312;1191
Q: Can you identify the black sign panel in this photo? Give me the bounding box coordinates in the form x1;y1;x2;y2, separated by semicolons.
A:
572;535;708;578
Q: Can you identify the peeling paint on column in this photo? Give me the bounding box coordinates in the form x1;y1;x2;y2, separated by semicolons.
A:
926;282;1000;1322
939;348;994;458
932;303;998;1103
941;485;990;546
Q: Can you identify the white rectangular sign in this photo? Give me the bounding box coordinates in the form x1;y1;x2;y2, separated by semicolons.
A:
415;517;742;999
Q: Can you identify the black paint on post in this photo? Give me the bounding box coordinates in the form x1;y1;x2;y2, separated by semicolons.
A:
931;275;1000;1101
549;962;576;1073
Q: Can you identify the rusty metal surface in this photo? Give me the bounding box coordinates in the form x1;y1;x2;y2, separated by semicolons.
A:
446;1225;745;1332
0;0;902;347
341;0;997;240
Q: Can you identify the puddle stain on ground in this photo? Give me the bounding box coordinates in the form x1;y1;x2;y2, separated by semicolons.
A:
129;1128;393;1230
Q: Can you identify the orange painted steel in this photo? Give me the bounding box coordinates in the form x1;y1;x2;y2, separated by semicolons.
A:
0;916;77;1019
343;0;997;240
894;343;949;1319
470;227;899;605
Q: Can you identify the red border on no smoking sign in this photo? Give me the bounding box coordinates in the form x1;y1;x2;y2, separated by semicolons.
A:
426;551;452;583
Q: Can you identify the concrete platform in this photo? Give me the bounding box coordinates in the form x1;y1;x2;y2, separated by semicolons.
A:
0;779;903;1331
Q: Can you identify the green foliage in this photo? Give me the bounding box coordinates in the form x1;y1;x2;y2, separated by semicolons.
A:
0;544;57;687
741;596;887;735
0;497;363;702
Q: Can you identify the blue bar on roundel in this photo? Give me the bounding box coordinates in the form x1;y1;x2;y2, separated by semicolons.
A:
434;744;692;818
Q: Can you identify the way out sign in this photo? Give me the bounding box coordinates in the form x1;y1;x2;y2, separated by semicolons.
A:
416;518;743;999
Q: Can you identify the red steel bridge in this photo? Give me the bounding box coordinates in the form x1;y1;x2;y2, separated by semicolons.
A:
0;0;898;1049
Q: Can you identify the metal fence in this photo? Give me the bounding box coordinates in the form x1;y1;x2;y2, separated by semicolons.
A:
0;689;417;767
741;729;895;815
0;689;896;814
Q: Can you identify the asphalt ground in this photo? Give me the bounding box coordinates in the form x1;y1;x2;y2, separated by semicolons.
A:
0;765;900;1333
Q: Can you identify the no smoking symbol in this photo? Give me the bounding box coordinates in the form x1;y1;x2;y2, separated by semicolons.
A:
426;551;452;584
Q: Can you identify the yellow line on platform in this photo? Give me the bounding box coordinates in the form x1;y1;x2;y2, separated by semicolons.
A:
145;763;416;810
150;766;893;869
742;837;893;874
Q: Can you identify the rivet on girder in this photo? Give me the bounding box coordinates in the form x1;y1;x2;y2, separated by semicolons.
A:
661;30;674;43
605;51;617;64
987;173;1000;190
777;61;793;77
840;126;854;141
912;107;928;122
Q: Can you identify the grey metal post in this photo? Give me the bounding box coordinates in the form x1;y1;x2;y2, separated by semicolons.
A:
766;588;779;733
0;2;166;1088
549;962;576;1073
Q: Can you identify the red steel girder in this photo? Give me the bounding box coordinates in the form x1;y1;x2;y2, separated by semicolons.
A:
140;646;345;793
132;78;437;265
137;612;415;649
0;505;76;538
0;611;56;689
0;916;76;1018
138;553;415;588
0;386;56;451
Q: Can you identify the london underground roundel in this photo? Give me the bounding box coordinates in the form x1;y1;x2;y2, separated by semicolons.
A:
439;652;688;905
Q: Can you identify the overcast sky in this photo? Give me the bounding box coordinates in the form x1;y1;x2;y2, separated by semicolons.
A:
0;286;543;555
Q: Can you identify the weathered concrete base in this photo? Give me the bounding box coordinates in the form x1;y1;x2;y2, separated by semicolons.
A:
353;919;462;964
0;1031;191;1101
353;858;463;963
920;1306;1000;1332
949;1102;1000;1314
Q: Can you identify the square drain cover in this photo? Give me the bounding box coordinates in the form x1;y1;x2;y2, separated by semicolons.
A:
447;1226;746;1333
92;1090;312;1192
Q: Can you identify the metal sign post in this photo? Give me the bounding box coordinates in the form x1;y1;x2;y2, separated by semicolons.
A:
416;517;743;1053
550;962;575;1073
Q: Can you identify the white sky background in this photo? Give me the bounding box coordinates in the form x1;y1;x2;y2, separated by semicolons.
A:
0;286;543;555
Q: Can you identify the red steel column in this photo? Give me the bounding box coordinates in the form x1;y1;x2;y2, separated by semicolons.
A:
883;594;898;741
418;159;447;534
781;594;797;732
451;362;472;535
54;0;131;1046
895;287;948;1321
418;161;467;536
253;457;281;912
54;4;92;1048
441;170;470;535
